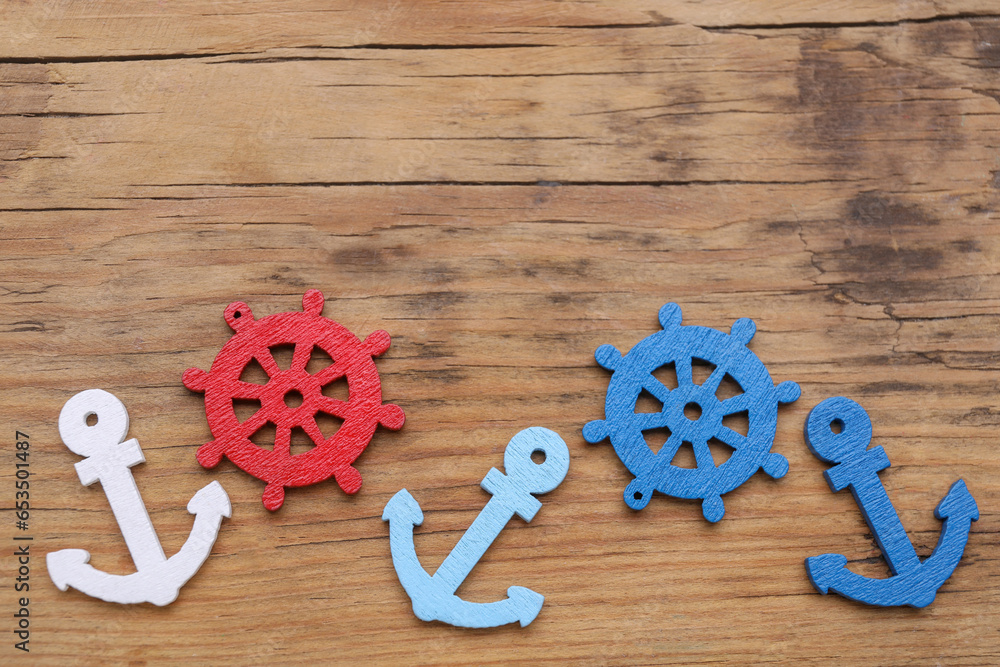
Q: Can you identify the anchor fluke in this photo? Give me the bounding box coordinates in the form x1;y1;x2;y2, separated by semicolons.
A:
804;553;848;595
187;480;232;519
382;488;424;527
507;586;545;627
936;479;978;523
46;549;90;592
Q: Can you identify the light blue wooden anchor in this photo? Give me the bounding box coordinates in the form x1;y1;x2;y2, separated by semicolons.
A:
804;397;978;608
382;427;569;628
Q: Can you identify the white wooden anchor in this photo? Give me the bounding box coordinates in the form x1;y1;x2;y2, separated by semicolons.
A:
383;427;570;628
46;389;231;606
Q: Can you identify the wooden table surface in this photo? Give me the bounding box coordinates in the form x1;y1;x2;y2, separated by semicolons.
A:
2;2;999;664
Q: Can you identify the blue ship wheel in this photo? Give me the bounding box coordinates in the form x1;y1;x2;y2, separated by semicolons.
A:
583;303;800;522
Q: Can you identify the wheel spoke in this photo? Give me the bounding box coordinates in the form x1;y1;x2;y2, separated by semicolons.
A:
715;425;747;450
675;356;693;388
692;438;716;469
291;342;312;372
643;376;673;404
633;411;670;431
274;424;291;456
658;431;685;461
316;395;351;419
314;358;348;385
239;409;269;437
256;349;281;377
700;363;728;395
231;381;265;400
720;393;751;415
302;418;328;447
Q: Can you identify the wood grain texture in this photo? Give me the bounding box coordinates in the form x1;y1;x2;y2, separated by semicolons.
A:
1;1;998;664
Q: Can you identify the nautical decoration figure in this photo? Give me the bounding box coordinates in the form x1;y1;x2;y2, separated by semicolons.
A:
184;289;404;510
584;303;799;521
383;427;569;628
804;396;978;607
47;389;231;605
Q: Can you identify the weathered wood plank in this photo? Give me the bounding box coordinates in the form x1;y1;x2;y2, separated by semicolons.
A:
1;2;998;664
2;1;998;58
2;184;998;662
3;20;999;206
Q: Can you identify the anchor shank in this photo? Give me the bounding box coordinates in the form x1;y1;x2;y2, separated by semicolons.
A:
848;475;921;576
99;466;167;571
433;494;517;594
433;466;544;593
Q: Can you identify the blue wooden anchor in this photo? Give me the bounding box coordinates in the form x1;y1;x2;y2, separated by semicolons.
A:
804;397;978;608
382;427;570;628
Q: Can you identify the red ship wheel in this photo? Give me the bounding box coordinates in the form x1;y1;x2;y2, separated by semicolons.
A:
183;289;404;510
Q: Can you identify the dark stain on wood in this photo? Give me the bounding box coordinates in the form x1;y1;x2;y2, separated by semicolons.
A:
765;219;798;234
397;290;467;316
915;20;970;57
974;22;1000;68
794;34;966;175
260;265;308;287
393;337;457;360
795;39;871;164
860;380;925;395
420;262;462;285
847;191;938;229
952;239;981;254
956;406;1000;426
829;243;943;274
533;184;557;205
328;243;413;268
810;192;952;304
587;227;659;247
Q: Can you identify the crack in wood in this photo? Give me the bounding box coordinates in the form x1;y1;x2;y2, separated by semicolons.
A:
702;12;1000;32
